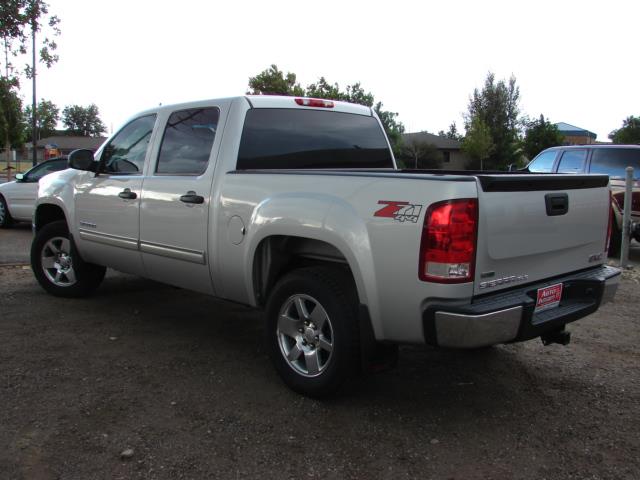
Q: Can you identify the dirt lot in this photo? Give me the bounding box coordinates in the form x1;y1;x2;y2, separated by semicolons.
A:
0;233;639;479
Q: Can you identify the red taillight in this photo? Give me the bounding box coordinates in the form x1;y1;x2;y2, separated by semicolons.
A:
606;191;613;254
419;199;478;283
294;98;335;108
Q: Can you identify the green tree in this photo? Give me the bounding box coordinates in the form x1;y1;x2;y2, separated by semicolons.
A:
0;77;24;170
62;104;106;137
438;122;463;142
247;64;304;96
397;139;442;169
462;116;494;170
247;65;405;154
465;72;521;169
609;116;640;144
522;114;565;160
23;98;58;139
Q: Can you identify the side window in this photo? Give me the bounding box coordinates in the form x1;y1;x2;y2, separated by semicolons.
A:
557;150;587;173
590;148;640;179
156;107;219;175
100;114;156;174
27;159;67;182
527;150;557;173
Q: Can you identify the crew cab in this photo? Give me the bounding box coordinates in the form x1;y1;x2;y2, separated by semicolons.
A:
527;145;640;254
32;96;620;396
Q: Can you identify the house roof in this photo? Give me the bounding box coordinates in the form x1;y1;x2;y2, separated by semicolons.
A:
402;131;462;149
555;122;597;139
36;136;107;150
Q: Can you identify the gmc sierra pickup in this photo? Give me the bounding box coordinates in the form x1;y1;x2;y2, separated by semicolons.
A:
31;95;620;396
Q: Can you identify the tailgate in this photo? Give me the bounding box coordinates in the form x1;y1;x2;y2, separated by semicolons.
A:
473;174;610;296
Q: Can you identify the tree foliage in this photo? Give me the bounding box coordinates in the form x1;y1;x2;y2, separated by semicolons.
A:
396;139;442;169
247;64;304;96
247;65;405;152
0;0;60;79
464;72;521;169
438;122;463;142
522;114;564;160
62;104;106;137
462;116;494;170
609;116;640;144
24;98;58;139
0;77;24;148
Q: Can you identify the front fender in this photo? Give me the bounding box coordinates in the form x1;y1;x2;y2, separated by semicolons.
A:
34;169;78;230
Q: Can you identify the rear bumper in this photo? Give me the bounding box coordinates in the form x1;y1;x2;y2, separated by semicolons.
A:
423;265;621;348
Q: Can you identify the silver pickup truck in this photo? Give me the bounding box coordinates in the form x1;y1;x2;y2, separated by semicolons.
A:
32;95;620;396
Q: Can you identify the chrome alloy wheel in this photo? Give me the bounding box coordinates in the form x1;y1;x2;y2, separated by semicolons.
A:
277;294;334;377
41;236;77;287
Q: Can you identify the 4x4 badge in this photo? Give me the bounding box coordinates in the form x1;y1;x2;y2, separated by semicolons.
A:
374;201;423;223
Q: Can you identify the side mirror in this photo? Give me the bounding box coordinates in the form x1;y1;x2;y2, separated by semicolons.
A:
15;173;24;181
68;149;96;171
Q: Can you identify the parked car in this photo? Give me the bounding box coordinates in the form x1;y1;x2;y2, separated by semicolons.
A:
31;97;619;396
0;157;68;228
526;145;640;254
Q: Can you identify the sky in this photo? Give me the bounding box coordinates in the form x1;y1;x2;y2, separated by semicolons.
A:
14;0;640;141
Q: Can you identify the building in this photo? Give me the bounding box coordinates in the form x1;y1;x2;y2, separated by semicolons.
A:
556;122;597;145
35;135;107;161
400;132;469;169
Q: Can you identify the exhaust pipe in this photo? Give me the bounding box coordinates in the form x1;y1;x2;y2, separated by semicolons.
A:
541;329;571;346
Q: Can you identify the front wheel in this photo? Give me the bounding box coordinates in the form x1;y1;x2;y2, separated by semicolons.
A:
31;220;106;297
265;266;360;397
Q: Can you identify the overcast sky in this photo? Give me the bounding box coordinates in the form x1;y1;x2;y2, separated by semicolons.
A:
21;0;640;141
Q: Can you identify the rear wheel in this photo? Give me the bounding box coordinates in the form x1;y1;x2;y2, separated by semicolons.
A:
31;220;106;297
265;266;360;397
0;195;13;228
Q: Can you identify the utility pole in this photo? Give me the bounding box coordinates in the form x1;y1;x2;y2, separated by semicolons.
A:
31;18;37;166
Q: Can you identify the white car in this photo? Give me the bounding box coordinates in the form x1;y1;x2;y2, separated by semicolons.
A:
0;157;68;227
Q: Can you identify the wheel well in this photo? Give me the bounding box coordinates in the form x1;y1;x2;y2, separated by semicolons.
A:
253;236;356;306
34;204;67;232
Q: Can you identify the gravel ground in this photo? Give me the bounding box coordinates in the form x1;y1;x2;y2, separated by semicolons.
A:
0;265;639;480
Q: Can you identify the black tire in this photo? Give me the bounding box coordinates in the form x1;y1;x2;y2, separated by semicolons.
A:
31;220;106;297
265;266;360;398
0;195;13;228
608;218;622;257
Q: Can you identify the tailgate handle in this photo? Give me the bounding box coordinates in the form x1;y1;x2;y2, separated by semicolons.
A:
545;193;569;216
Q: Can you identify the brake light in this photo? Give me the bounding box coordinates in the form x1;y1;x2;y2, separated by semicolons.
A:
294;98;335;108
419;199;478;283
605;191;613;254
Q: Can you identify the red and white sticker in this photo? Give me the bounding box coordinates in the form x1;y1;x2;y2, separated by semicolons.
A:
535;283;563;312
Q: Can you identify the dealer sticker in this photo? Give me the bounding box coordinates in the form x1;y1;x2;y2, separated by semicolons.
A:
535;283;563;313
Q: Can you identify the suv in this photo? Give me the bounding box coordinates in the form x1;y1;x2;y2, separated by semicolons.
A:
526;145;640;253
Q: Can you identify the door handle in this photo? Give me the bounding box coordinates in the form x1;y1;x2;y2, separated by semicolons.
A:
118;188;137;200
180;191;204;204
545;193;568;216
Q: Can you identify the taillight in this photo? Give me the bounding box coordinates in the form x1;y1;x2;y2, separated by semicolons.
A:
419;198;478;283
605;191;613;254
294;98;334;108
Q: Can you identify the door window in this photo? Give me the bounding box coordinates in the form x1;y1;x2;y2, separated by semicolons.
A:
590;148;640;179
100;115;156;174
156;108;219;175
527;150;557;173
557;150;587;173
25;159;67;182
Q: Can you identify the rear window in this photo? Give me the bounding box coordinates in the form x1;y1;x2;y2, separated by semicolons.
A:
590;148;640;179
236;109;393;169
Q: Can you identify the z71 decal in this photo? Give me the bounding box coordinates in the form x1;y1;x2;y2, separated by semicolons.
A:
374;200;423;223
